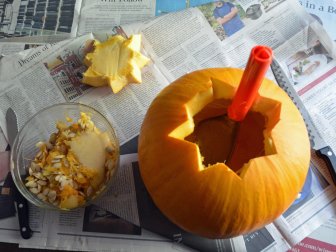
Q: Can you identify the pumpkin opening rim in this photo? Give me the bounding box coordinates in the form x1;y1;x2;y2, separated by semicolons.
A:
167;81;282;175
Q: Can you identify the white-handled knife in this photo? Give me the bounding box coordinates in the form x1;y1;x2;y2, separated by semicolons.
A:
271;59;336;185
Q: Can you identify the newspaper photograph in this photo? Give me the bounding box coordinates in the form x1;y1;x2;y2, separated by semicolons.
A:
0;0;79;40
0;0;336;251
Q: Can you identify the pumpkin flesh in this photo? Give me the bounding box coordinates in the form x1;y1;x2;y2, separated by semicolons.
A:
138;68;310;238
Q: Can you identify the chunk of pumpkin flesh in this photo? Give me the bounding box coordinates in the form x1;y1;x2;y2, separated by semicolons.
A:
82;67;106;87
90;37;123;76
82;34;150;93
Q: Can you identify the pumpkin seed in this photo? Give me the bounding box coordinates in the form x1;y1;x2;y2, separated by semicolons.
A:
25;180;37;188
48;190;56;202
106;146;114;154
29;187;39;194
52;163;62;168
37;180;47;186
37;193;47;201
42;188;50;196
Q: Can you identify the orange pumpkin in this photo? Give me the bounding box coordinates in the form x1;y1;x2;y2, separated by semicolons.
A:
138;68;310;238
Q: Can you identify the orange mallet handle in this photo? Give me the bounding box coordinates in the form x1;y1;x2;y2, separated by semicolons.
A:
227;45;273;122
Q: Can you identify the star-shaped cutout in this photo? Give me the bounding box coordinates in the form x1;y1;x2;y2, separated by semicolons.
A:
82;34;150;93
168;78;280;174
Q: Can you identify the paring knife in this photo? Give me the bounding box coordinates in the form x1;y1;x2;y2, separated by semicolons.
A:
5;108;33;239
271;59;336;185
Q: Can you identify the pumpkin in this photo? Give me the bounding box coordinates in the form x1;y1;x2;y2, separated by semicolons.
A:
138;68;310;238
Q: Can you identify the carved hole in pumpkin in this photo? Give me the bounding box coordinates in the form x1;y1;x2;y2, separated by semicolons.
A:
185;98;279;174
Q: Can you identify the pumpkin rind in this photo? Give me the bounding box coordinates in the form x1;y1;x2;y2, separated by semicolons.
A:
138;68;310;238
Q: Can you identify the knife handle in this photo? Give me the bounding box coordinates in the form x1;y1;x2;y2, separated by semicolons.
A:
15;196;33;239
317;146;336;185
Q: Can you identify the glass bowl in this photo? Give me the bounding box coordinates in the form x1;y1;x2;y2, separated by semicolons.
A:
10;103;120;210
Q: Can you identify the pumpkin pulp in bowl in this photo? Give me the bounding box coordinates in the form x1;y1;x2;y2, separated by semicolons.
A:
12;103;119;211
138;68;310;238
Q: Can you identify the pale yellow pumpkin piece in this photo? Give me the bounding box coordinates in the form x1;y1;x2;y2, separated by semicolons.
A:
82;67;106;87
90;36;124;77
59;185;84;209
83;40;102;66
82;34;150;93
107;76;128;94
126;33;142;51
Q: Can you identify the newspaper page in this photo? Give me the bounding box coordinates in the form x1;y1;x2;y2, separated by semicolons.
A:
289;215;336;251
270;18;336;247
138;0;317;83
0;222;21;245
273;151;336;247
0;0;336;251
0;42;29;56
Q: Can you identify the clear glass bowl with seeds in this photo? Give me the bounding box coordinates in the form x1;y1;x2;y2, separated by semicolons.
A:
10;103;120;210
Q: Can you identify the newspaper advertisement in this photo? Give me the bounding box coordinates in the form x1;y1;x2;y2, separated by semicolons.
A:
0;0;336;251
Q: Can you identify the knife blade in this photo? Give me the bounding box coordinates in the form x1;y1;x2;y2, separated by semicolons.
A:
271;59;336;185
6;108;19;148
5;108;33;239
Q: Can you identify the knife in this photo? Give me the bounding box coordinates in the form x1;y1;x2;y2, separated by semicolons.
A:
271;59;336;185
5;108;33;239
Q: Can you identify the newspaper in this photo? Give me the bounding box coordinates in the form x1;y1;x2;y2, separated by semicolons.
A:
298;0;336;41
0;0;336;251
289;216;336;251
2;0;336;43
0;0;215;42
